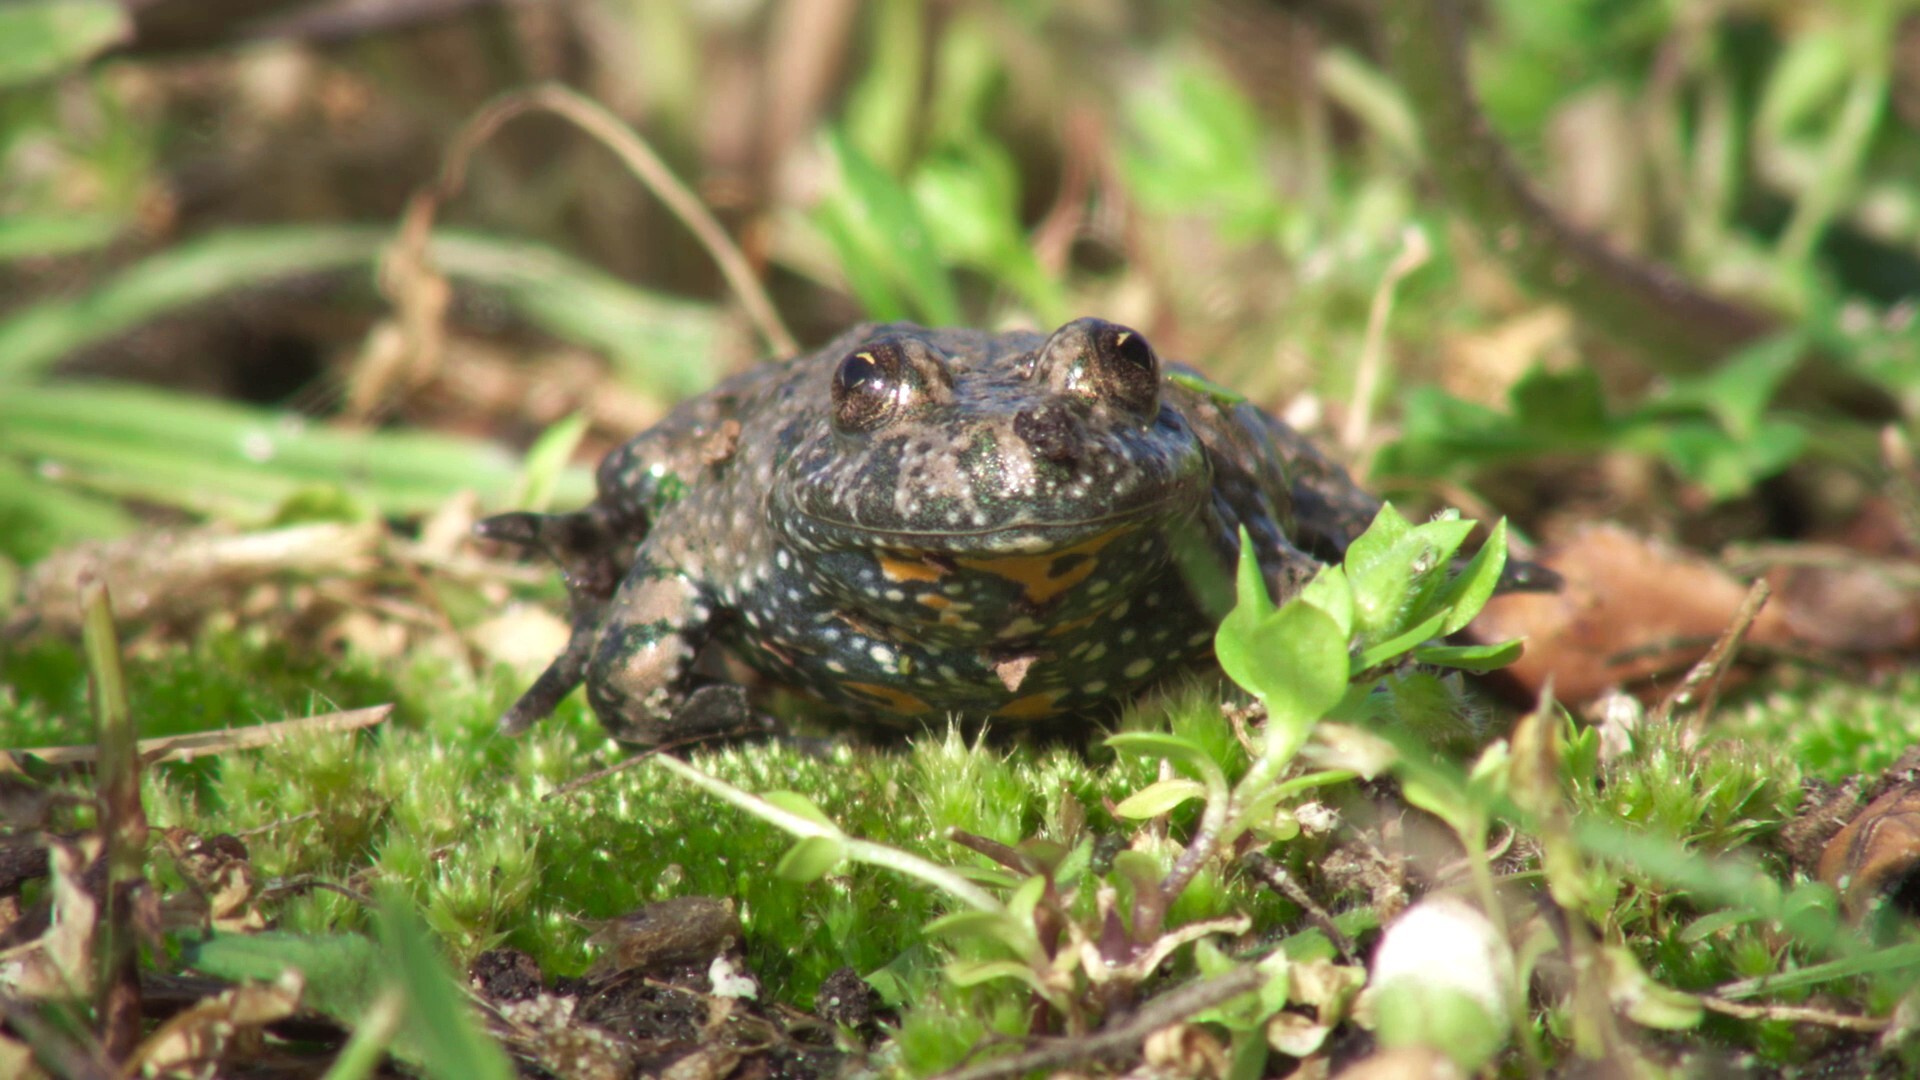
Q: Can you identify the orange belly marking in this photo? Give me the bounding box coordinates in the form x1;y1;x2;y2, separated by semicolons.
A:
956;527;1130;606
993;690;1065;720
843;682;931;715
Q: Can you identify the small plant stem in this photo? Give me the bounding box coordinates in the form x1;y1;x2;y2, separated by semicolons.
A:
652;754;1018;928
1699;995;1889;1032
81;577;146;1064
936;964;1269;1080
1222;731;1303;844
1775;34;1889;267
1342;226;1430;455
319;988;407;1080
1154;758;1231;911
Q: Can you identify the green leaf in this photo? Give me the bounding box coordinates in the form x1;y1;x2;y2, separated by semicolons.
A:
911;143;1068;325
775;835;848;882
1678;909;1761;943
1120;59;1280;239
1433;519;1509;635
1110;850;1165;896
816;130;961;325
943;959;1048;993
1343;503;1412;568
1658;417;1807;499
1372;985;1506;1069
1602;945;1702;1032
0;1;128;88
1168;370;1247;405
1509;365;1611;433
1411;640;1523;673
0;213;123;262
184;931;382;1025
512;414;589;513
1345;510;1473;645
761;790;840;831
1112;778;1208;819
1756;29;1850;140
1353;608;1449;672
0;383;591;520
1297;565;1354;640
377;897;517;1080
0;226;720;395
1650;332;1805;437
1215;598;1350;740
1006;875;1047;924
0;457;135;562
1105;732;1222;780
922;910;1021;946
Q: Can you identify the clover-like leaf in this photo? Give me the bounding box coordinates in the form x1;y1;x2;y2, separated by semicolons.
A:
1217;599;1350;752
761;790;840;831
1112;778;1208;820
775;835;848;882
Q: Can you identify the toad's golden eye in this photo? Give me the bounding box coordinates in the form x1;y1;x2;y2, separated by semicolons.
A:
831;343;905;433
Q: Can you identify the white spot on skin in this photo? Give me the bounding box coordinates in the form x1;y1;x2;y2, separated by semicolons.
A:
869;644;896;668
1085;643;1107;662
1083;680;1107;694
1124;658;1155;679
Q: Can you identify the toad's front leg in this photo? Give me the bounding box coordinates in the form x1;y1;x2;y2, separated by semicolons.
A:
586;554;757;745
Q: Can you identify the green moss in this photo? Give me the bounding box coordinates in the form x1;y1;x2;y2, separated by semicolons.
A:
1716;670;1920;782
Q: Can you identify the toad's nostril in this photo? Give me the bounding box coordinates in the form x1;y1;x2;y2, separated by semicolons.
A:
1013;405;1079;464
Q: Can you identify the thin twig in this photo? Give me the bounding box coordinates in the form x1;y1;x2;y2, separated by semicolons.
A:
4;705;391;769
1700;995;1889;1032
232;809;323;840
1720;542;1920;589
541;726;767;802
1654;578;1769;741
934;965;1268;1080
1242;851;1355;961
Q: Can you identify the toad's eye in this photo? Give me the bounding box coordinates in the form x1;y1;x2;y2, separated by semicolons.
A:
1109;327;1155;376
1033;318;1162;417
1091;322;1160;414
831;344;905;433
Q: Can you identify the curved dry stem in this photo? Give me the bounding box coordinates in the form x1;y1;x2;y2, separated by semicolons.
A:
411;82;797;358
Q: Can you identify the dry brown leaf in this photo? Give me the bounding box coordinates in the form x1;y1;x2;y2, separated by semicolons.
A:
125;969;302;1076
0;839;99;1001
587;896;741;979
1468;524;1795;702
1817;783;1920;918
12;523;382;636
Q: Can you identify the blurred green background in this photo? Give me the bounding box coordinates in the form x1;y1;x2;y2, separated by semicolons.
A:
2;0;1916;566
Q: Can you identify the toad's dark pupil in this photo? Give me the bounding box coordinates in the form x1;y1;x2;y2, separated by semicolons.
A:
836;352;888;397
1110;329;1155;374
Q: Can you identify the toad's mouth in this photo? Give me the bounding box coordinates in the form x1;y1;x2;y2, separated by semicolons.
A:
793;492;1197;554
